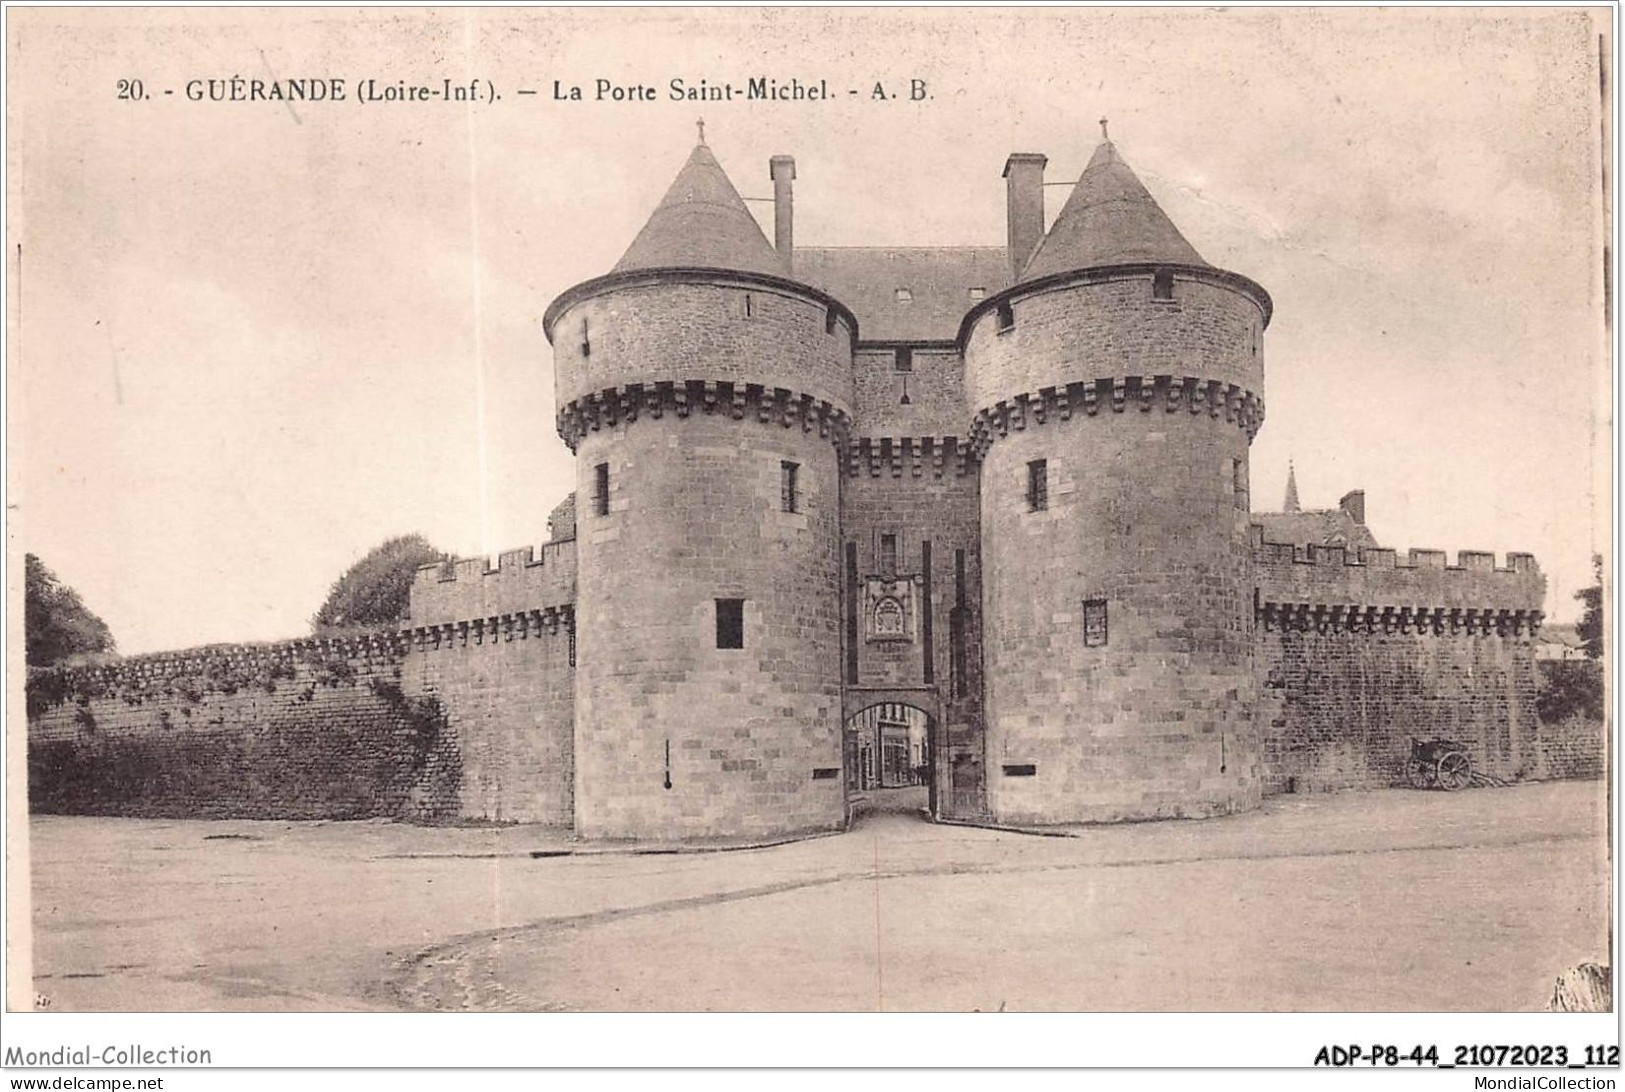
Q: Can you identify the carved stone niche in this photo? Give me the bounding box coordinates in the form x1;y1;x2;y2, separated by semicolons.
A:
864;576;919;642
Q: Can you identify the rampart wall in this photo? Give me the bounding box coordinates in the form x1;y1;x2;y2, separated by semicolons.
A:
26;636;455;820
400;543;579;825
1253;538;1554;792
28;540;582;825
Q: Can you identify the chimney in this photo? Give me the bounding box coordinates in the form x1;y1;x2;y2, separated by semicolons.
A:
1339;489;1366;526
1003;153;1047;280
770;155;796;274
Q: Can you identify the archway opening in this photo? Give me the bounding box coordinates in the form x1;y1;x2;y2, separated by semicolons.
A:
845;702;934;818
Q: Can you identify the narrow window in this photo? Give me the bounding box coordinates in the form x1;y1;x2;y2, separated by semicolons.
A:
1153;269;1175;301
895;287;913;303
716;598;744;649
580;317;591;358
1232;458;1249;511
593;462;610;516
825;307;837;335
1003;764;1037;778
996;301;1014;332
744;293;754;318
781;460;800;513
880;533;898;577
1026;459;1048;512
895;347;913;373
1083;599;1109;647
968;286;986;301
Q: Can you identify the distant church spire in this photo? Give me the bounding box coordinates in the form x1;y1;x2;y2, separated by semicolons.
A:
1284;460;1300;513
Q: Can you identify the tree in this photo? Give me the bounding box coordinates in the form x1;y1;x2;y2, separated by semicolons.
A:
312;534;445;633
25;553;116;666
1576;553;1604;660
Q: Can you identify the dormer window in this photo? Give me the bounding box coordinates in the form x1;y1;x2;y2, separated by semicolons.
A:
895;288;913;303
1153;268;1175;301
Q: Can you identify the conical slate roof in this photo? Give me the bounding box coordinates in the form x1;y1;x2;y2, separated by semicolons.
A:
1020;140;1208;282
613;143;782;278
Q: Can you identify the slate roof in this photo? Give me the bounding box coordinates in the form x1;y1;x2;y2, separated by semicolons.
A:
1254;509;1380;552
794;247;1010;343
614;143;783;278
1021;140;1208;282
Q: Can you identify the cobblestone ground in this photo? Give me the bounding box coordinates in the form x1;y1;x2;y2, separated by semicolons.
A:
25;781;1610;1012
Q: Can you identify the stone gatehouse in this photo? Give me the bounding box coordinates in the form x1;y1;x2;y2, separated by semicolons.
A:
28;132;1570;840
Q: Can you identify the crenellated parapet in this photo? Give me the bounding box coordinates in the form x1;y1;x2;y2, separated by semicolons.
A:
555;379;853;454
408;540;577;628
23;633;411;726
1258;602;1543;637
844;435;976;478
1253;531;1546;637
402;604;575;661
968;375;1263;457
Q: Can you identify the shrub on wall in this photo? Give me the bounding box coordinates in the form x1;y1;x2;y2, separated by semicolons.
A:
312;535;445;633
1537;660;1604;725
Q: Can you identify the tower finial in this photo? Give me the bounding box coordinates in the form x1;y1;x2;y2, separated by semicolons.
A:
1099;116;1109;142
696;117;706;145
1284;459;1300;514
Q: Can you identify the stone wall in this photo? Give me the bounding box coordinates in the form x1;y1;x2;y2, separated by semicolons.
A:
402;545;578;825
572;410;847;841
400;621;574;826
28;544;583;825
963;271;1266;414
1254;541;1548;793
407;542;576;628
851;345;966;438
550;276;855;414
977;408;1260;824
1530;660;1606;782
26;637;456;820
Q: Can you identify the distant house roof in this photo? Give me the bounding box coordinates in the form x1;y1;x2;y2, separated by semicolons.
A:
795;246;1010;343
1541;624;1583;649
1254;509;1380;551
1020;139;1208;282
613;143;783;279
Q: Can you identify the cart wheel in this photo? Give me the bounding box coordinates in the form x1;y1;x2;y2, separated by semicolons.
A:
1436;751;1472;791
1406;758;1432;790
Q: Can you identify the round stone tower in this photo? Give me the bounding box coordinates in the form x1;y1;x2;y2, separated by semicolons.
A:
963;135;1272;824
543;139;856;841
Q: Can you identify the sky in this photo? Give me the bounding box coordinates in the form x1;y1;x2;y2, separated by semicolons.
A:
7;7;1610;654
